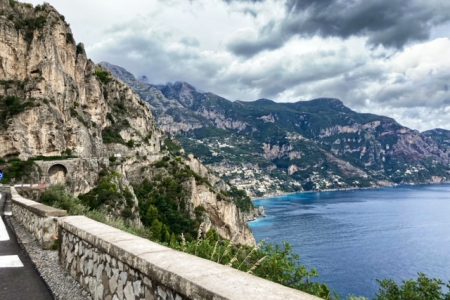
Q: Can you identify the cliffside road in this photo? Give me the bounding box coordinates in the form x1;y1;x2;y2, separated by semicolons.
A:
0;190;53;300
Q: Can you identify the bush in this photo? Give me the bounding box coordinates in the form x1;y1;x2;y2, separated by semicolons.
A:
173;233;332;299
1;159;38;184
134;158;211;240
375;273;450;300
95;69;112;84
40;185;87;215
66;32;75;44
163;138;182;156
102;126;125;144
14;16;47;43
222;187;254;213
76;43;85;55
78;172;123;210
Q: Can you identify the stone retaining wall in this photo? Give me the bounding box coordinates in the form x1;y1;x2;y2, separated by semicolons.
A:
11;189;320;300
11;187;67;249
59;216;321;300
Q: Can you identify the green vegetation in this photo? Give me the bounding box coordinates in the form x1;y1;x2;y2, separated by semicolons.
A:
95;69;112;84
221;187;254;213
375;273;450;300
78;172;135;219
65;32;75;44
76;43;85;56
13;15;47;43
37;179;450;300
163;138;183;156
173;232;332;299
134;158;206;241
1;159;39;184
101;126;126;145
32;154;76;161
0;96;34;128
38;182;330;299
41;185;86;215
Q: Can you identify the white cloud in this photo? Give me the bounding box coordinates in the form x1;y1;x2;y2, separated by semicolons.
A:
24;0;450;131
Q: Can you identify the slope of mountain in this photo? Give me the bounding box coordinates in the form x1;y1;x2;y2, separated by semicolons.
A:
103;62;450;196
0;0;255;245
423;129;450;152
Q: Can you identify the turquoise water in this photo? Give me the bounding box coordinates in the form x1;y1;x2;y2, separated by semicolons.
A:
249;184;450;298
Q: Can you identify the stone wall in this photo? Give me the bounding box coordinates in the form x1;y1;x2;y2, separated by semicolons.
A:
12;189;320;300
60;227;184;300
11;187;67;249
59;216;321;300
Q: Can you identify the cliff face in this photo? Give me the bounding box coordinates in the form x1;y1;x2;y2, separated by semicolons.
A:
104;63;450;197
0;1;160;159
0;0;255;245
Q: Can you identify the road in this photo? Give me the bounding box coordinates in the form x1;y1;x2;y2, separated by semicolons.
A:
0;188;53;300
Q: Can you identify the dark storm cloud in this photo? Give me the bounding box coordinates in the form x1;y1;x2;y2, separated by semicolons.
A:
226;0;450;57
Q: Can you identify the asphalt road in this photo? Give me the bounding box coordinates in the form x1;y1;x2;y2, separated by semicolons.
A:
0;189;53;300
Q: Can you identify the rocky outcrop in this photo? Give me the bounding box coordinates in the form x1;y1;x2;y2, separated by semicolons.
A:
0;0;255;245
189;181;255;245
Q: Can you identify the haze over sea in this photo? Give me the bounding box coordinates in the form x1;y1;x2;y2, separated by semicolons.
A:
249;184;450;298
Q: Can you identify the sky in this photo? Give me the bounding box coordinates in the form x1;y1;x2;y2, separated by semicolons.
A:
26;0;450;131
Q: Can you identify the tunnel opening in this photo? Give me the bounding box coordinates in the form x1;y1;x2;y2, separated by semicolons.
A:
48;164;68;185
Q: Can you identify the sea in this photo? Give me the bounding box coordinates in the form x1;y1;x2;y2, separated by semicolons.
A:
249;184;450;298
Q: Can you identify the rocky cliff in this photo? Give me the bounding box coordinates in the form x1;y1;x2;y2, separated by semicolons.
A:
103;63;450;197
0;0;255;245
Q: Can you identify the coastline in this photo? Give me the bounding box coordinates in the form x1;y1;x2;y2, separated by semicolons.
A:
251;180;450;201
247;181;450;223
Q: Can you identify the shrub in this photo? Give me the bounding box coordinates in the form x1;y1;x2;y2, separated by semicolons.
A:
173;233;332;299
1;159;38;184
76;43;85;55
66;32;75;44
40;185;87;215
375;273;450;300
78;172;123;210
14;16;47;43
126;140;135;148
222;187;254;213
102;126;125;145
95;69;112;84
163;138;182;156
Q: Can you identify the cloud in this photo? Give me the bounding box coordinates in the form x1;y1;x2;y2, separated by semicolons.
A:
24;0;450;131
226;0;450;57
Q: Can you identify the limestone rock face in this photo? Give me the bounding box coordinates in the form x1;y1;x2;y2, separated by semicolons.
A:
189;180;255;245
0;0;255;245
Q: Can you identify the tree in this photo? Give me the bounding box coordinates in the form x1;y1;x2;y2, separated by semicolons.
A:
375;273;450;300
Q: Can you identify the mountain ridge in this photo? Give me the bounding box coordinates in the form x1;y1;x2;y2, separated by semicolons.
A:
102;62;450;197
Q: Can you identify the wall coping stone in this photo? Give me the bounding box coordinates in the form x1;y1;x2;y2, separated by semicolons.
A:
59;215;322;300
10;187;67;217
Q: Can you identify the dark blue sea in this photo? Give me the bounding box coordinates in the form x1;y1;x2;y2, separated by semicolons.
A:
249;184;450;299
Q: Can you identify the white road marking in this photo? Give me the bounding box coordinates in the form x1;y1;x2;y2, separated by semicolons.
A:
0;255;24;268
0;194;9;241
0;217;9;241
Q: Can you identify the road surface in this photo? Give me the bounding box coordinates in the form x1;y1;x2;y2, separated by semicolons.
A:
0;188;53;300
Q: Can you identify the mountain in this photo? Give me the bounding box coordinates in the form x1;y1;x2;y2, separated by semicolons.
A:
103;62;450;196
423;129;450;151
0;0;255;245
